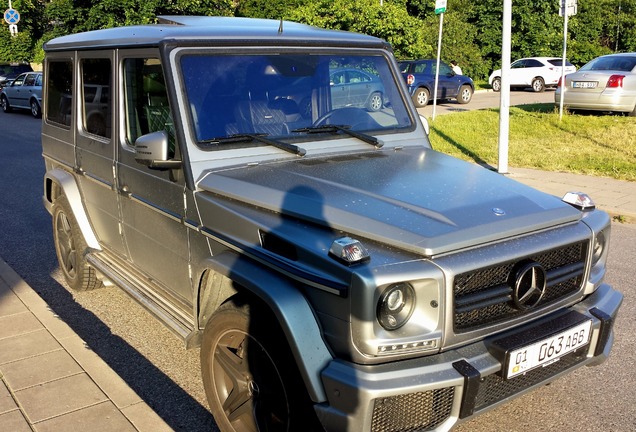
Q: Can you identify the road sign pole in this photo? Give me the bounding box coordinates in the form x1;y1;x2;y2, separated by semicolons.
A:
432;12;444;121
498;0;512;174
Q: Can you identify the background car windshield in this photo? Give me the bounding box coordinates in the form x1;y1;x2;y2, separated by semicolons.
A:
580;56;636;72
180;53;411;146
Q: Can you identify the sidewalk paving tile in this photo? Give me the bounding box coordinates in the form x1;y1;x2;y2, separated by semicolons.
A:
0;289;28;317
0;380;17;414
15;373;108;423
1;350;84;391
0;312;43;340
121;402;175;432
0;329;62;365
0;410;31;432
34;401;137;432
59;335;144;409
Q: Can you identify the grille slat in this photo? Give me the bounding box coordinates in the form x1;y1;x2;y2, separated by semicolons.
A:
454;241;588;332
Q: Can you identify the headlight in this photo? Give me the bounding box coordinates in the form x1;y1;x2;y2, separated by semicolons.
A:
592;230;606;265
377;283;415;330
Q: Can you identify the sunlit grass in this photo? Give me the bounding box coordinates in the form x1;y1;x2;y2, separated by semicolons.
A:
427;104;636;181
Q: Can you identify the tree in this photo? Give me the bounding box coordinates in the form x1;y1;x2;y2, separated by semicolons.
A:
288;0;431;60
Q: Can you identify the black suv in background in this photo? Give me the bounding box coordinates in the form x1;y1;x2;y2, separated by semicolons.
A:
399;59;474;107
0;62;33;88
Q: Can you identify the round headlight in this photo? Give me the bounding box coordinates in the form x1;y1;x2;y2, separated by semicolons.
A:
377;283;415;330
592;230;605;265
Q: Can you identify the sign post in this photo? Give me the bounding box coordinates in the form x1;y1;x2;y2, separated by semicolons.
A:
432;0;447;120
559;0;577;120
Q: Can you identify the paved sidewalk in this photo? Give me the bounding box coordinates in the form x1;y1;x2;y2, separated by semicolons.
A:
0;168;633;432
0;258;172;432
508;167;636;223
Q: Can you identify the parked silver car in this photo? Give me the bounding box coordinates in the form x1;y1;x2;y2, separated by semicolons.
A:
555;52;636;116
0;71;43;117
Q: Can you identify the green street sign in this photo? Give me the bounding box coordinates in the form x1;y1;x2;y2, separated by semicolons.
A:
435;0;447;14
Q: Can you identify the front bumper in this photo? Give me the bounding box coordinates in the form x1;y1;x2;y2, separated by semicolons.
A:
315;283;622;432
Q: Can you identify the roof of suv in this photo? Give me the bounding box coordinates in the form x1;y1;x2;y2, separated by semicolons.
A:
44;16;389;52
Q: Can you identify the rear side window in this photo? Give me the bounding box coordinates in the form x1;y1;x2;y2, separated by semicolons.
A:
46;60;73;127
547;59;573;67
81;58;112;138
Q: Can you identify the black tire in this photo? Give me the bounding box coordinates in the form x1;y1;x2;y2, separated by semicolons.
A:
1;95;11;113
531;77;545;93
412;87;430;107
457;85;473;104
30;99;41;118
52;195;101;291
366;92;383;112
629;103;636;117
491;77;501;92
201;297;322;432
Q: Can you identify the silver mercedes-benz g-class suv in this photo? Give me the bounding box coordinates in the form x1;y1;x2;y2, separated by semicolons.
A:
41;16;622;432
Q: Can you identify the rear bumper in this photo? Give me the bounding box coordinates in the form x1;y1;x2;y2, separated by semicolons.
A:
315;283;622;432
556;89;636;112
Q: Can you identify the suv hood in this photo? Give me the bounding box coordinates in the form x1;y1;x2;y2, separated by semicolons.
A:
197;147;581;256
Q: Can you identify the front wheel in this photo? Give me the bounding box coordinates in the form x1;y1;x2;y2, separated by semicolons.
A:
491;77;502;92
1;95;11;113
366;92;383;112
412;87;430;107
457;85;473;104
201;298;322;432
532;77;546;92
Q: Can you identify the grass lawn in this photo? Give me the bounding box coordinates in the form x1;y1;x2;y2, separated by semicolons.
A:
428;103;636;182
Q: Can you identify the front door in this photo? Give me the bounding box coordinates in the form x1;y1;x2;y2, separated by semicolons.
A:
116;52;193;318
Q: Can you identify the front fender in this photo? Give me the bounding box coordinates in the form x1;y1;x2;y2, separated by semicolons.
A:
206;250;333;403
43;168;101;250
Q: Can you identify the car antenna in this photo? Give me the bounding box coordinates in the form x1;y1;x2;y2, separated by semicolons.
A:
278;18;283;34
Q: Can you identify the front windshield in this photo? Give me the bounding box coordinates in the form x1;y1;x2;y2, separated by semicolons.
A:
179;52;412;147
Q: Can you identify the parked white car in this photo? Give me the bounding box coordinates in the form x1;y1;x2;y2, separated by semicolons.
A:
489;57;576;92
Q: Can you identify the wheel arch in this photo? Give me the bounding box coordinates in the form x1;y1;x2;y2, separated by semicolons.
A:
44;168;101;250
198;250;332;403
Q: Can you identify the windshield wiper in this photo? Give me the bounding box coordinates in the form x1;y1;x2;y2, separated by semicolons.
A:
201;133;306;156
292;125;383;149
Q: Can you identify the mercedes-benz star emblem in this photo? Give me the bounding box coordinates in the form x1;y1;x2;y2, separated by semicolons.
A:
511;261;547;310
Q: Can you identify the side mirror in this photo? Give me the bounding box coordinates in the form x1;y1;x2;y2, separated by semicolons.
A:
419;115;430;136
134;131;181;169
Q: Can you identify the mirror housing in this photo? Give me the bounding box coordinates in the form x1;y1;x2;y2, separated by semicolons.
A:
134;131;181;169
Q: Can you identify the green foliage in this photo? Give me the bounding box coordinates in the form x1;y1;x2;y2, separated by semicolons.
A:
2;0;635;80
288;0;431;59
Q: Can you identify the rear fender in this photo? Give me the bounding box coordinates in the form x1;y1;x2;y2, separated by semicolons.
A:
43;168;100;250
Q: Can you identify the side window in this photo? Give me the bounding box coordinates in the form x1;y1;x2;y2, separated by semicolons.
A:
24;74;36;86
414;63;427;74
439;63;453;75
123;58;174;154
81;58;111;138
12;74;25;86
46;60;73;127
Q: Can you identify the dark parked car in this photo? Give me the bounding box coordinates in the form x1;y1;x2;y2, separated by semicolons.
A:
0;62;33;87
398;59;474;107
0;71;43;117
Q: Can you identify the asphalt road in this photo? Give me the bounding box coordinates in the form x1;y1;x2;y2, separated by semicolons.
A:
1;101;634;432
417;87;556;118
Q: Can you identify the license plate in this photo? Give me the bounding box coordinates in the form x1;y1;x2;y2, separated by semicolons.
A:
506;320;592;379
572;81;598;89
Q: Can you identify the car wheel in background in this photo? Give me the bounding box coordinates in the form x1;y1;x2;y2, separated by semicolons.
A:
457;85;473;104
412;87;430;107
30;99;41;118
532;77;545;92
1;95;11;113
491;77;501;92
367;92;383;111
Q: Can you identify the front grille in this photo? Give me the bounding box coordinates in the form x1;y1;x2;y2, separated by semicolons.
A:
474;348;588;412
454;241;587;332
371;387;454;432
